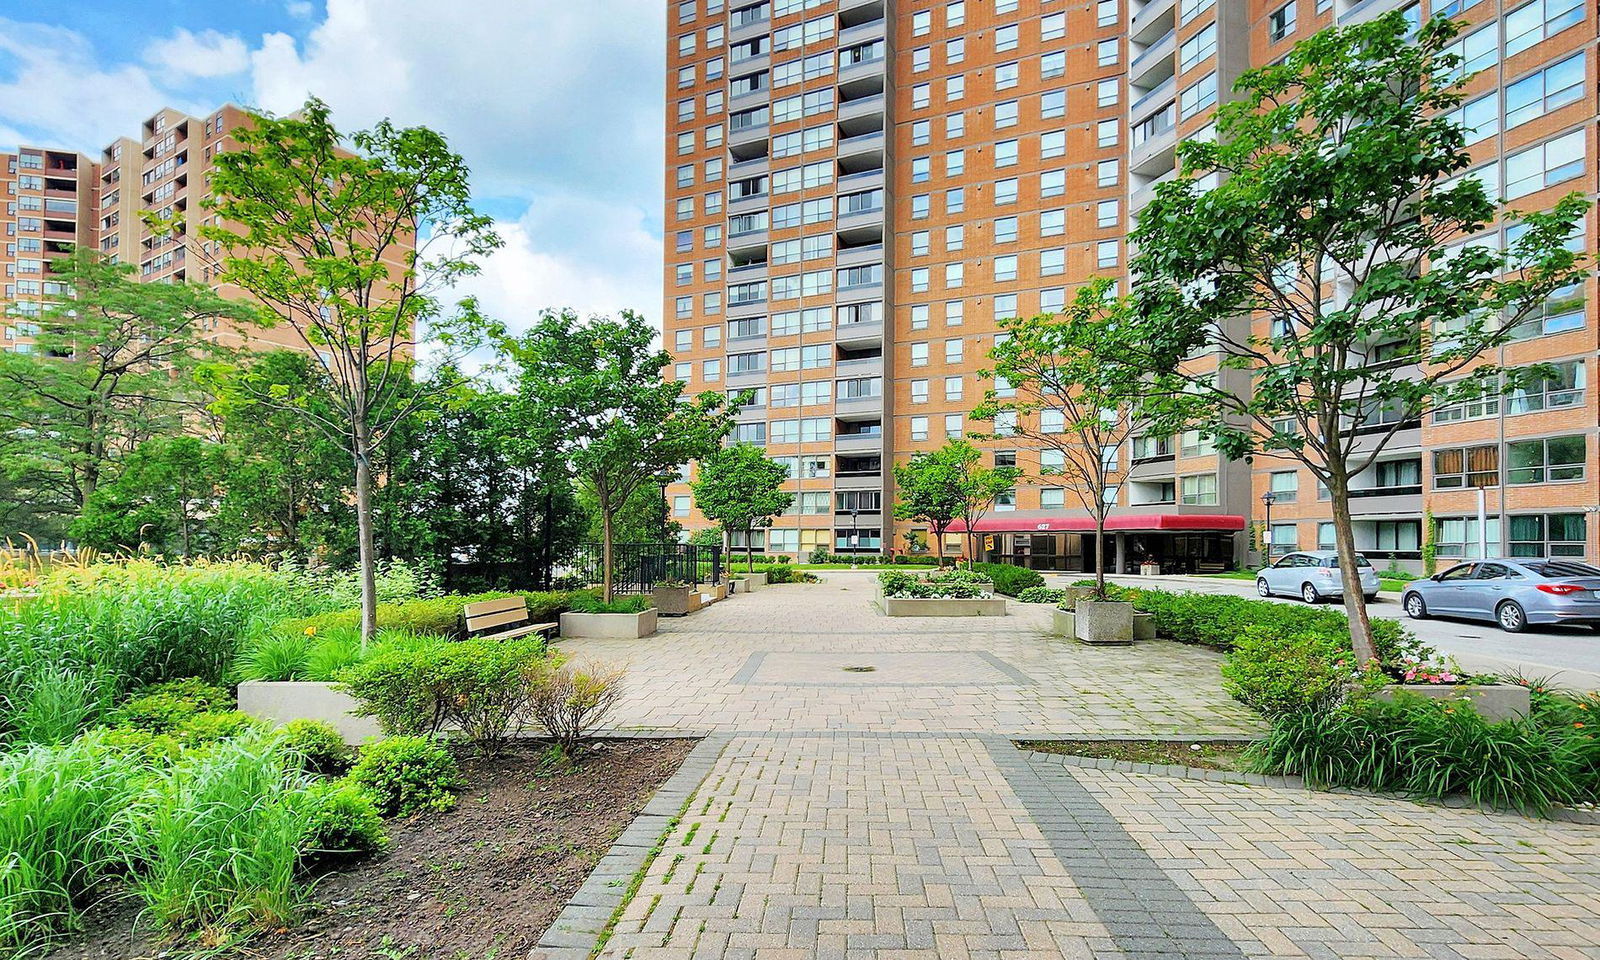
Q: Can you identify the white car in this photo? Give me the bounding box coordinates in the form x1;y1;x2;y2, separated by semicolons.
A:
1256;550;1381;604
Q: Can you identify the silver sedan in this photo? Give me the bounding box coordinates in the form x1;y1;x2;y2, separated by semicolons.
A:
1256;550;1381;604
1401;559;1600;632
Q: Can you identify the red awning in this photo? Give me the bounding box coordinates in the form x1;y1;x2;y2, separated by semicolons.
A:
946;514;1246;534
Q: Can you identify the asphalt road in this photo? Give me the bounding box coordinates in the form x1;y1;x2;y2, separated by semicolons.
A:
1055;572;1600;692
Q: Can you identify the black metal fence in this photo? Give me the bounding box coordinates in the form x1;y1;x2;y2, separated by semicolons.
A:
558;542;723;593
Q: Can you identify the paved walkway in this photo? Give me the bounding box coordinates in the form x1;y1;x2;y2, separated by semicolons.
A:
538;573;1600;960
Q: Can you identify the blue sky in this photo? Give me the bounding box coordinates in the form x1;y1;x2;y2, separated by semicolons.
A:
0;0;667;330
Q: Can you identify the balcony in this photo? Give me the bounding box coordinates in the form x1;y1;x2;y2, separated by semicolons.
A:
834;431;885;453
835;354;883;377
835;393;884;420
836;243;882;268
836;199;884;232
1129;28;1176;87
835;317;883;349
728;156;769;179
729;6;769;42
839;17;886;47
729;119;769;151
838;130;885;165
838;92;885;124
1130;107;1177;178
1131;0;1177;39
728;191;769;216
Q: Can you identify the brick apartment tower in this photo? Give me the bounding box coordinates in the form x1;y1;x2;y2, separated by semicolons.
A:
666;0;1599;572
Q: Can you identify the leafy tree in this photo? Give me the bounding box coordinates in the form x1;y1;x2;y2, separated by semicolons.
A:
71;436;223;555
692;443;793;572
892;451;964;567
0;251;253;539
502;309;735;601
974;280;1146;598
196;97;500;641
686;526;725;550
898;440;1019;569
1125;12;1588;661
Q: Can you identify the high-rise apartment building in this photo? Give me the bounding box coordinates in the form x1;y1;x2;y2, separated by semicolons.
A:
2;146;97;352
665;0;1597;572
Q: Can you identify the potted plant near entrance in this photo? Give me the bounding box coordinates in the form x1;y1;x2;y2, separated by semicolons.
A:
652;578;701;616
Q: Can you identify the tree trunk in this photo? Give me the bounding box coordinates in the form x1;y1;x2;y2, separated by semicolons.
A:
353;441;379;648
932;523;946;568
745;526;754;573
600;500;615;604
1093;515;1107;599
1328;474;1378;663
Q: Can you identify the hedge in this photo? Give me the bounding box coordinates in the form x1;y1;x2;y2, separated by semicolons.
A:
280;590;578;640
970;562;1046;596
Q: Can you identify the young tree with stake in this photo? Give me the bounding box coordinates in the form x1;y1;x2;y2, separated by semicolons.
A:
1125;13;1589;662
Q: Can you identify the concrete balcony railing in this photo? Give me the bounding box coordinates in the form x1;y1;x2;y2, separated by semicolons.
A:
835;355;884;377
834;432;885;453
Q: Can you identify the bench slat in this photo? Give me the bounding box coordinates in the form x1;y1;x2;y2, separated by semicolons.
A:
463;596;526;618
480;622;558;642
466;608;532;633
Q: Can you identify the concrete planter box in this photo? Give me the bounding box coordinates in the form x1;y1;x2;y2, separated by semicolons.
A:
1375;683;1531;722
1062;586;1098;605
1075;600;1135;645
729;577;747;594
742;571;769;589
1134;611;1156;640
652;585;703;617
559;609;659;639
237;680;380;746
711;582;728;602
881;595;1008;617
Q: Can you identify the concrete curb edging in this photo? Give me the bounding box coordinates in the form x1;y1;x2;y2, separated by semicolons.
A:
529;734;732;960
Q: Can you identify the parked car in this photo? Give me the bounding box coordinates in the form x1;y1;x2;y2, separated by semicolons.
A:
1255;550;1380;603
1400;559;1600;632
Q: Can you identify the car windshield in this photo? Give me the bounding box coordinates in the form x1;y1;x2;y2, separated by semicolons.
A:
1522;561;1600;578
1323;556;1372;568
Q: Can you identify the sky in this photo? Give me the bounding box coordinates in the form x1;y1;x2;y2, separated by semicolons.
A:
0;0;667;336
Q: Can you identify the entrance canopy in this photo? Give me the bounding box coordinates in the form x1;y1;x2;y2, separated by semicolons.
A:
946;514;1245;534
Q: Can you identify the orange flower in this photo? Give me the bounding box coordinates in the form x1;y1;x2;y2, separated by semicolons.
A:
304;626;317;637
1575;722;1586;729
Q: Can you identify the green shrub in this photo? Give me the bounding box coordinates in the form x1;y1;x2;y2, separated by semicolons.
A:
338;638;548;748
970;562;1045;596
110;679;234;734
275;719;354;777
8;664;98;747
348;736;465;817
0;736;145;952
295;779;387;861
876;570;917;596
280;590;577;642
1016;586;1066;604
96;726;184;763
759;564;818;584
527;660;627;754
566;591;652;615
1246;693;1587;814
927;568;989;586
234;630;314;682
1221;627;1360;717
118;733;308;932
174;710;265;746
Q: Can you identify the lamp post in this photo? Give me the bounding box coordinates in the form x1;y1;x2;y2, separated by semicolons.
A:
849;509;860;568
1261;490;1277;566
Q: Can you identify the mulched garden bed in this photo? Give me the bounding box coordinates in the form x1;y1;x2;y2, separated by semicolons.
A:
1018;739;1248;771
51;738;694;960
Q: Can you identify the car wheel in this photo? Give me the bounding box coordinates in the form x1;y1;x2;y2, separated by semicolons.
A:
1496;601;1527;633
1364;592;1380;603
1404;593;1428;619
1256;578;1272;598
1301;583;1321;604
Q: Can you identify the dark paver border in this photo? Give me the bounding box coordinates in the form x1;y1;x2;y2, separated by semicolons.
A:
529;734;731;960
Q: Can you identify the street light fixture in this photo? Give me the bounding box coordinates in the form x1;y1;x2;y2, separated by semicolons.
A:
849;508;860;568
1260;490;1277;565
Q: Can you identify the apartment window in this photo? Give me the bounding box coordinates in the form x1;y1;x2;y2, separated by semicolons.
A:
1507;359;1586;414
912;120;931;146
677;99;695;122
911;231;930;257
1506;0;1585;58
908;305;931;332
1435;517;1498;558
947;113;966;138
1447;93;1499;145
1041;51;1066;79
1041;130;1065;158
913;47;932;72
947;75;966;101
1268;2;1296;42
1040;408;1066;434
1097;39;1118;66
946;37;965;64
910;416;929;441
995;178;1018;204
1180;430;1215;457
1512;283;1585;339
704;291;722;313
1433;445;1499;488
1505;53;1585;130
1507;435;1586;484
912;157;931;183
1040;248;1065;276
913;84;931;109
946;188;965;213
994;63;1018;90
945;262;964;287
995;488;1016;511
1096;199;1119;228
944;338;964;363
1508;513;1587;558
675;296;693;318
1096;240;1118;267
674;362;692;381
676;131;695;154
729;316;765;339
1097;119;1118;148
1269;470;1299;503
943;376;963;402
1447;23;1498;78
1180;24;1216;72
677;66;695;88
995;101;1019;129
946;300;965;325
1040;209;1065;237
945;224;965;251
996;24;1019;51
911;379;929;403
703;358;721;381
994;294;1019;320
675;263;694;285
911;342;929;366
994;216;1018;244
912;194;930;219
1505;130;1584;198
1180;0;1214;20
1042;12;1066;40
1041;90;1066;119
911;267;930;293
938;413;961;438
1180;73;1218;117
802;381;832;405
1040;169;1065;197
945;150;966;176
993;255;1017;281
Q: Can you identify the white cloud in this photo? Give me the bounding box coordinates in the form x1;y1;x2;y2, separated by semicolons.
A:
144;28;250;79
286;1;316;17
0;18;184;150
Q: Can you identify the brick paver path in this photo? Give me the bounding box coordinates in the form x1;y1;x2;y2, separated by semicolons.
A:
540;573;1600;960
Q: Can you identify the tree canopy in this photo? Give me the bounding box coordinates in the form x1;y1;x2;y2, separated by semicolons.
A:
692;443;793;572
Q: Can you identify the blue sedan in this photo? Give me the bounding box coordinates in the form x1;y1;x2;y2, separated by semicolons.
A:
1401;559;1600;632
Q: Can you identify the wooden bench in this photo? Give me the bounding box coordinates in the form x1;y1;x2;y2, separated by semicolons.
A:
462;597;558;642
